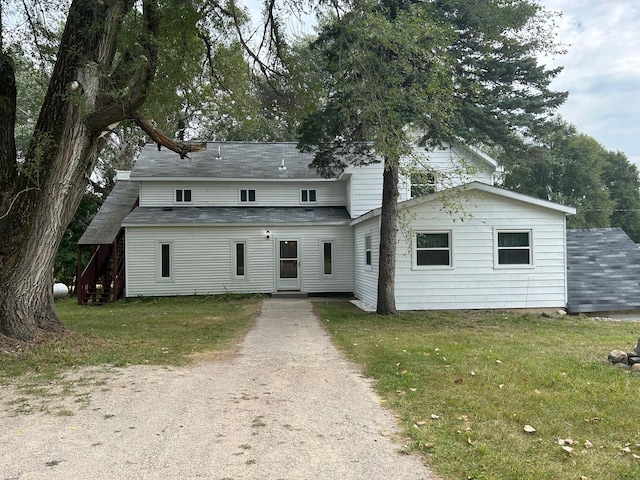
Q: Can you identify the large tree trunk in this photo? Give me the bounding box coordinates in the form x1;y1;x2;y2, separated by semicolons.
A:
0;0;158;341
376;158;398;315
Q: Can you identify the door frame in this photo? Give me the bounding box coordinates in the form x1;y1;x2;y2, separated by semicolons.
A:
276;238;301;291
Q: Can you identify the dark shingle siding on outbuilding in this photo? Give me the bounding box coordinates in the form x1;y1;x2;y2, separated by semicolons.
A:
78;180;139;245
130;142;337;180
566;228;640;313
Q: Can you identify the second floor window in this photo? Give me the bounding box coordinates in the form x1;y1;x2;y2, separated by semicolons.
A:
240;189;256;203
301;189;317;203
411;172;436;198
175;189;192;203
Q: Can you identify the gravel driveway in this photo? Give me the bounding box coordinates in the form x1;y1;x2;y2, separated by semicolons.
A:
1;298;436;479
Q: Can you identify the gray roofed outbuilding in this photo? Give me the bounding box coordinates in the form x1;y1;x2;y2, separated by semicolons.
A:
130;142;337;180
78;180;139;245
122;206;351;226
566;228;640;313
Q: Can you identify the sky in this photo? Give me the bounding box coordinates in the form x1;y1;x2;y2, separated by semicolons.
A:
536;1;640;166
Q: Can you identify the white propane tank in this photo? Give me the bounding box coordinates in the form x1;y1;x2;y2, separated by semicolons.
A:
53;283;69;299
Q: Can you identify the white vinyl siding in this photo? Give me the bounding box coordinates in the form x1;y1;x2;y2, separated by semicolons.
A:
138;181;346;207
346;163;384;217
398;145;496;201
353;218;379;308
125;225;354;297
391;191;569;310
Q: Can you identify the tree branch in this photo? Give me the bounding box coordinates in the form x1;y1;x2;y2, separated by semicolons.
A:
87;0;160;132
131;113;206;158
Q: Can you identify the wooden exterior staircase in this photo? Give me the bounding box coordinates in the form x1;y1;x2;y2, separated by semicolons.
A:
77;228;126;305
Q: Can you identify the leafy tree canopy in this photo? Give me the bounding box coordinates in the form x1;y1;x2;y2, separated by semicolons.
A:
501;119;640;241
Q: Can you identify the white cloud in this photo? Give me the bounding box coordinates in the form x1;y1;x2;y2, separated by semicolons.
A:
539;0;640;166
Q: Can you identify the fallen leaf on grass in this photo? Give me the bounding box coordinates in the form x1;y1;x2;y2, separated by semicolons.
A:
431;414;440;420
454;378;463;384
584;440;593;449
523;425;536;433
562;446;574;454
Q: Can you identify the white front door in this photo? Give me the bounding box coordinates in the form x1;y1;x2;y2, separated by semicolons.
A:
277;240;300;290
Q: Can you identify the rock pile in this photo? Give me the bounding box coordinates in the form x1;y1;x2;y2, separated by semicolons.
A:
608;338;640;371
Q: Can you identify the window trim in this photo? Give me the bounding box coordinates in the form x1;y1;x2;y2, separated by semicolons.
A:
239;188;257;203
174;188;192;204
301;189;317;204
232;240;248;280
156;240;174;282
494;229;534;268
321;240;334;277
413;231;453;269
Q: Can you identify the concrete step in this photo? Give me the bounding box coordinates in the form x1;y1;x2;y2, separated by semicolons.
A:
271;291;309;299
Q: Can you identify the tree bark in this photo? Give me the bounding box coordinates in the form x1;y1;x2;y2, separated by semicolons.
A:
376;158;398;315
0;0;159;341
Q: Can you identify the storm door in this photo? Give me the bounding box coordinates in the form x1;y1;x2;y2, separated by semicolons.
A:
277;240;300;290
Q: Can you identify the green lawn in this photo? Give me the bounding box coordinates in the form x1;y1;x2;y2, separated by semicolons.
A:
0;295;261;382
314;301;640;480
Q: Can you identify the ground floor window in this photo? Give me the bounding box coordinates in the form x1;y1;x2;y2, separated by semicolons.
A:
364;234;372;266
322;241;334;276
415;231;451;267
496;230;532;266
233;241;247;278
157;241;173;280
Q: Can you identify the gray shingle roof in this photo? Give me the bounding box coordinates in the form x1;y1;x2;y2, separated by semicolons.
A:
567;228;640;313
78;181;139;245
122;206;351;226
130;142;334;180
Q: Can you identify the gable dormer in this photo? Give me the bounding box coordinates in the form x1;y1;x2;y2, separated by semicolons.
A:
344;143;502;217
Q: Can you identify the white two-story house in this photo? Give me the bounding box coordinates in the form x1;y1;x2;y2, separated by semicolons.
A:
77;141;575;310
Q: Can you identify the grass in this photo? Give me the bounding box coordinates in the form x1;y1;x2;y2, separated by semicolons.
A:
0;295;262;383
314;301;640;480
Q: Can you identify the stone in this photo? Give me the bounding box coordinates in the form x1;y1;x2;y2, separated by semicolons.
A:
629;356;640;365
634;338;640;356
608;350;627;364
631;363;640;372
